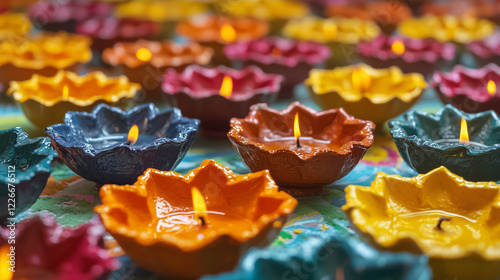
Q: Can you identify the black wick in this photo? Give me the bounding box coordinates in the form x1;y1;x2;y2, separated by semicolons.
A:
296;137;301;148
436;217;451;231
199;216;206;227
125;140;133;145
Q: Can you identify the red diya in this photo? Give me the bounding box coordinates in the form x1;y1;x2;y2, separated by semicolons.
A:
162;65;283;138
176;15;269;66
358;35;456;78
433;64;500;115
224;36;330;99
76;17;159;52
103;39;213;100
227;102;375;196
467;32;500;67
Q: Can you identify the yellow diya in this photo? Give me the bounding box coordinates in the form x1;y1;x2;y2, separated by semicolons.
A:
343;166;500;280
8;70;139;128
0;13;31;40
305;64;426;126
398;15;495;44
283;16;380;66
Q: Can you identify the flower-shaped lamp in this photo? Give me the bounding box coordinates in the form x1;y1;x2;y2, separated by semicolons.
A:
0;13;31;40
227;102;375;196
306;64;427;126
0;128;56;223
162;65;283;138
343;166;500;280
94;160;297;279
45;103;198;185
467;31;500;67
389;105;500;182
8;70;139;128
224;36;330;99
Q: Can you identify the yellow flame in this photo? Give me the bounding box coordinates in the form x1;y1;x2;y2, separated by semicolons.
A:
459;117;469;145
192;187;207;224
391;40;405;55
220;24;236;42
0;246;13;280
62;85;69;99
219;75;233;98
488;80;496;95
294;112;301;140
136;48;152;62
352;67;371;92
127;125;139;145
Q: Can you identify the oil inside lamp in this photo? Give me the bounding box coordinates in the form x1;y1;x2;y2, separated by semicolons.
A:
136;47;152;62
434;117;487;149
352;67;371;93
126;125;139;145
192;187;208;227
487;80;496;95
391;40;405;56
220;24;236;42
294;112;301;148
86;124;158;151
62;85;69;100
219;75;233;98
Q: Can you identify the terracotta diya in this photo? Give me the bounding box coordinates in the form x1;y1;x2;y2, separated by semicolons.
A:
389;105;500;182
422;0;474;17
305;64;427;127
45;103;199;185
358;35;456;78
227;102;375;196
473;0;500;25
0;13;31;40
8;70;139;128
343;166;500;280
162;65;283;138
0;128;56;224
467;32;500;67
433;64;500;115
176;15;268;66
95;159;297;279
102;39;213;100
224;36;330;99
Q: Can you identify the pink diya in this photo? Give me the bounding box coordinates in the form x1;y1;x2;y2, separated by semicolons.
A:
224;36;330;99
162;65;283;138
467;32;500;67
0;215;117;280
358;35;456;78
433;64;500;115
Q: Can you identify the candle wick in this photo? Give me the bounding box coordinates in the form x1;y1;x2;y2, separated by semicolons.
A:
435;217;451;231
199;216;206;227
125;140;133;145
296;136;301;148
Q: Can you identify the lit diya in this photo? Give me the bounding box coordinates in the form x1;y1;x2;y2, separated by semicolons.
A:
176;15;268;66
0;32;92;89
227;102;375;196
389;105;500;182
0;13;31;40
433;64;500;115
94;159;297;279
283;16;380;67
8;70;139;128
305;64;427;126
467;31;500;67
45;103;199;185
224;36;331;99
102;39;213;100
358;35;456;78
343;166;500;280
162;65;283;138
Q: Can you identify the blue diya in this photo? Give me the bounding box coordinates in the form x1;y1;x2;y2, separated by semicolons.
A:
0;127;56;223
44;103;199;185
389;105;500;182
205;233;431;280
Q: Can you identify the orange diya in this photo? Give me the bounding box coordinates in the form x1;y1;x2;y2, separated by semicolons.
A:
0;13;32;40
95;159;297;279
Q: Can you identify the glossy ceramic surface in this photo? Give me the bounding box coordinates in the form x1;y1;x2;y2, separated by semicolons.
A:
343;166;500;280
95;159;297;279
0;13;31;40
227;102;375;196
0;128;56;223
389;105;500;181
44;103;199;185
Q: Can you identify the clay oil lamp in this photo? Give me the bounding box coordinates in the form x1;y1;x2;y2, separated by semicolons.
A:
305;64;427;127
94;159;297;279
422;0;474;17
358;35;456;78
28;0;113;33
467;32;500;67
283;16;380;67
0;128;56;224
115;0;209;39
76;17;159;53
176;15;268;66
102;39;213;100
343;166;500;280
326;1;412;35
0;13;31;41
0;32;92;88
389;105;500;182
224;36;330;99
162;65;283;138
220;0;309;35
227;102;375;196
474;0;500;25
0;215;117;279
45;103;199;185
8;70;140;128
433;64;500;115
207;232;431;280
